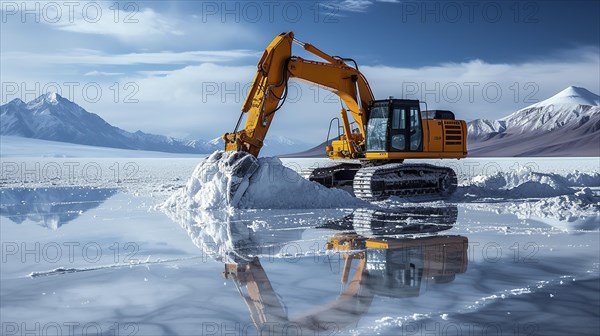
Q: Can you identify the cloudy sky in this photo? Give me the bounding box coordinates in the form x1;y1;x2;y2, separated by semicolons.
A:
1;0;599;143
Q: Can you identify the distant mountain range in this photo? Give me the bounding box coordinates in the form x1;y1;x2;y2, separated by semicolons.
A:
284;86;600;158
0;93;310;156
2;88;598;158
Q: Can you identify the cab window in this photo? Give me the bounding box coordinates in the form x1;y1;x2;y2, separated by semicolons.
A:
409;107;422;151
366;106;388;152
390;107;406;151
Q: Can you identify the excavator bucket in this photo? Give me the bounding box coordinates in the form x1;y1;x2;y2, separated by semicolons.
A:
222;151;260;207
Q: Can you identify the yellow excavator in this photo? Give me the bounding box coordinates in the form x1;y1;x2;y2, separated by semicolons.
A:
222;32;467;201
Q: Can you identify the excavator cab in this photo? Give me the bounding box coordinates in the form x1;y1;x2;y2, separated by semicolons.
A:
366;99;423;153
361;98;466;163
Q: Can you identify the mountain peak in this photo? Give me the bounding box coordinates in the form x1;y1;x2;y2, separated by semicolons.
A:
45;92;59;105
560;85;590;95
525;86;600;109
6;98;25;106
26;92;63;109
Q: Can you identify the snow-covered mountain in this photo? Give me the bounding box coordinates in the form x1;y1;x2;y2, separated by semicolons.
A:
0;93;311;156
468;86;600;156
1;93;213;153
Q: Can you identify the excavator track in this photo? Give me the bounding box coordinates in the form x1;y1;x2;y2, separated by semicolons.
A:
302;162;457;201
353;163;457;201
300;162;362;193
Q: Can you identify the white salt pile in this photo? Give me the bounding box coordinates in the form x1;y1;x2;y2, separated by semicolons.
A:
464;169;599;198
162;151;363;210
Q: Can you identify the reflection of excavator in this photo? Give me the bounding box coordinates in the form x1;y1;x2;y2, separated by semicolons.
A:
221;206;468;334
323;206;459;236
222;32;467;202
224;236;468;333
329;235;468;296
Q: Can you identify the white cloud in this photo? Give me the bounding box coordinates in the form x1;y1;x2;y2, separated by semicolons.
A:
84;70;124;76
135;70;175;77
321;0;399;13
1;1;262;54
117;63;257;137
39;2;182;41
321;0;374;13
1;1;258;48
2;49;260;66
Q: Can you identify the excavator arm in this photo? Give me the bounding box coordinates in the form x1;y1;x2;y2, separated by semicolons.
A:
223;32;375;159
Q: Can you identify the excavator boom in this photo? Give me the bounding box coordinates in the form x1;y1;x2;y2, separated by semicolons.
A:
223;32;374;159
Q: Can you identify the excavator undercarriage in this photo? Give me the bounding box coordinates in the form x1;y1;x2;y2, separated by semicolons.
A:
301;162;457;201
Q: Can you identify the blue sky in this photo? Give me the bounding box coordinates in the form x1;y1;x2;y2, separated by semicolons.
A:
1;0;599;142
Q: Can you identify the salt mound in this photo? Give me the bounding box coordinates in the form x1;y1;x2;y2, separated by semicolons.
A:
239;157;364;208
162;151;363;210
467;169;577;198
161;151;249;210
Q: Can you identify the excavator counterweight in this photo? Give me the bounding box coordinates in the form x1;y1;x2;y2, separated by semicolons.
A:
222;32;467;204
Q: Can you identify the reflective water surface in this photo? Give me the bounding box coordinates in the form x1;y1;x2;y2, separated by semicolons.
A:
1;188;598;335
0;187;118;229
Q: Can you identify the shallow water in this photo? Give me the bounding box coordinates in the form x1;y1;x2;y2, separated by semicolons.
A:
1;184;598;335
